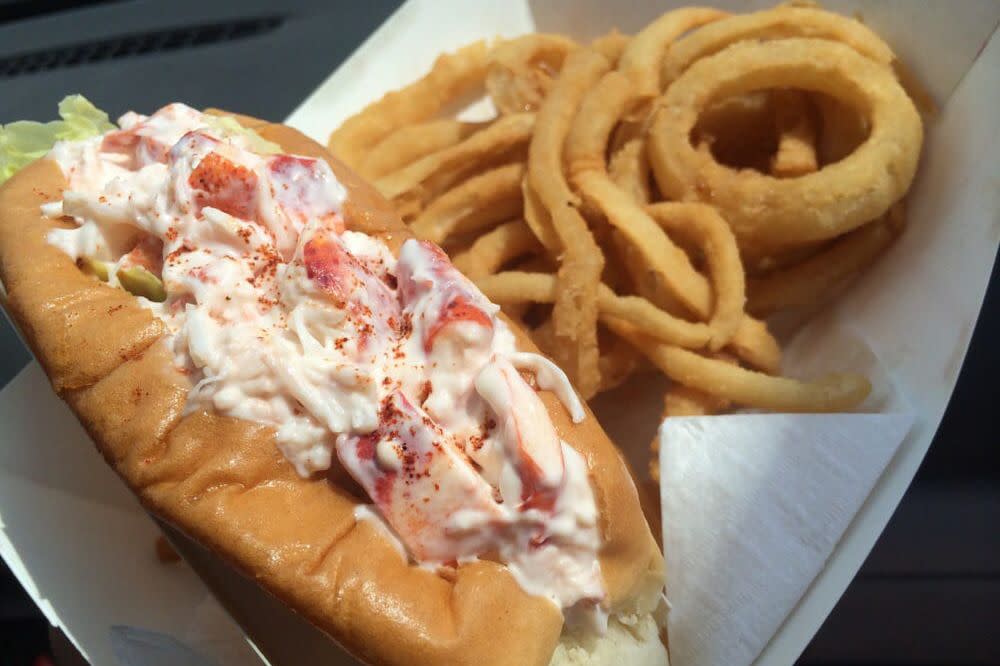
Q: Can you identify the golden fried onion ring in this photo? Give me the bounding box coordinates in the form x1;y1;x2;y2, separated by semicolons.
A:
451;220;542;280
360;119;486;180
329;41;490;168
728;315;781;375
527;48;612;397
590;30;631;66
649;38;922;253
608;139;652;205
644;202;746;350
478;273;841;411
475;271;711;349
661;5;896;86
486;34;579;114
747;200;906;315
376;113;534;202
564;70;713;320
606;318;871;412
410;163;524;245
617;6;728;98
521;177;561;254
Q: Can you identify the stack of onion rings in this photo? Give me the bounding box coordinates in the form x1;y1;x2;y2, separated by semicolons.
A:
327;4;927;477
649;37;922;254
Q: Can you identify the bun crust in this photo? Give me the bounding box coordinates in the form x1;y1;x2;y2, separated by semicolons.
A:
0;113;663;666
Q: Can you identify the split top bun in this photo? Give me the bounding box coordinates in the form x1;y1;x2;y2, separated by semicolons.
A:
0;109;665;666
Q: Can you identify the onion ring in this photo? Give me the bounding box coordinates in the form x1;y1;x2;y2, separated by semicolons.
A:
529;49;609;211
605;318;870;412
564;71;637;178
590;203;779;372
747;200;906;315
608;138;652;205
486;34;579;114
649;38;922;253
410;163;524;245
549;219;603;398
528;48;612;398
377;113;534;202
590;29;631;65
360;119;486;179
521;177;561;253
617;6;728;98
329;41;490;168
476;271;712;350
661;6;896;86
451;220;542;280
645;202;745;350
565;70;712;319
728;315;781;375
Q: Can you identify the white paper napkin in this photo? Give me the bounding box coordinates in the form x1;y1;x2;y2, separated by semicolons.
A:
659;323;914;666
0;363;260;666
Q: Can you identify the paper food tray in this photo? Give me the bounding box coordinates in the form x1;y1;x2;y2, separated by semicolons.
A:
0;1;996;664
286;3;998;659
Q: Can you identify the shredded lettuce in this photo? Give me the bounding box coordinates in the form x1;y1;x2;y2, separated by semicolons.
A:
203;114;282;155
0;95;116;185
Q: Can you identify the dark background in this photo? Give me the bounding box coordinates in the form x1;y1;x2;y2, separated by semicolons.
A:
1;1;997;664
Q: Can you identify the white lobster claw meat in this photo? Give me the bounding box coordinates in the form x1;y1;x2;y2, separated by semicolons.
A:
265;155;345;257
267;155;344;227
103;104;206;168
337;391;504;562
302;229;400;349
396;239;496;353
475;357;566;511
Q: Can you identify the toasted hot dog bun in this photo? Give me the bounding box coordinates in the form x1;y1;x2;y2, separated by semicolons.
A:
0;112;666;666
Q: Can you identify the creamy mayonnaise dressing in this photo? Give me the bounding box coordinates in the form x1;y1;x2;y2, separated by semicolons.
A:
43;103;606;626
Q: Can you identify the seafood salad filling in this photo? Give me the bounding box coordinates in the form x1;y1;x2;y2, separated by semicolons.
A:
42;103;607;628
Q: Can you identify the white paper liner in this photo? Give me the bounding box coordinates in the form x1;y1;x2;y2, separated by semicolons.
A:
659;323;914;666
0;364;259;666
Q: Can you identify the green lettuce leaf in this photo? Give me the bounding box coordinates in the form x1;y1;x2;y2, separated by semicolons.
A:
0;95;116;185
203;114;281;155
55;94;116;140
